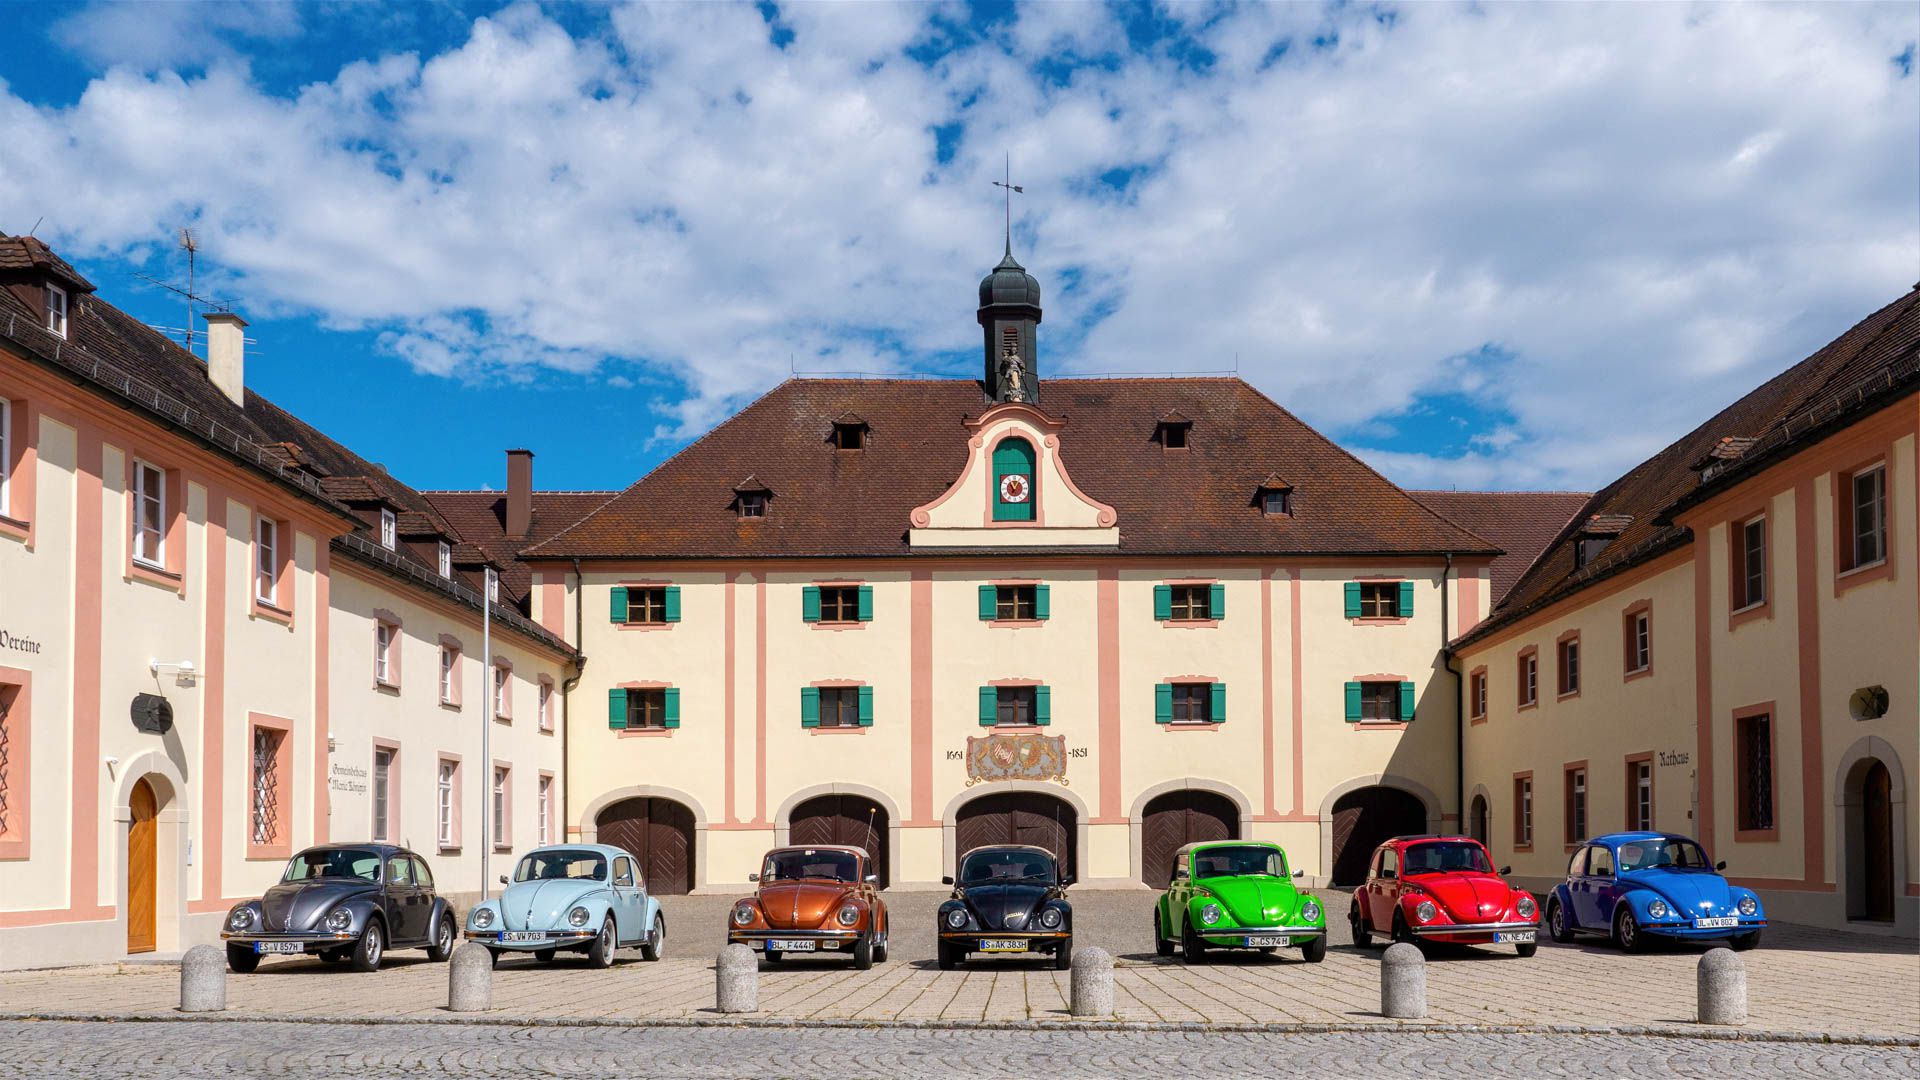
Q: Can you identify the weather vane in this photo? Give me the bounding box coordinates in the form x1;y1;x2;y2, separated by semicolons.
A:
991;152;1023;256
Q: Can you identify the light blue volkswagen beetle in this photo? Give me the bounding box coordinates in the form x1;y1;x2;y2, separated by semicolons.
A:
464;844;665;967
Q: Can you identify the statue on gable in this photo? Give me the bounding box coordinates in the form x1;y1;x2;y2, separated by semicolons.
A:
998;342;1031;403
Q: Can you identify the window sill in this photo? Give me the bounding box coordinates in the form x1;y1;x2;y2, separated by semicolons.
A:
1623;665;1653;684
987;619;1046;629
493;714;512;724
251;599;293;626
1159;619;1220;630
1350;617;1409;627
440;699;461;712
1557;689;1581;702
246;843;292;861
1733;828;1779;843
617;728;676;739
809;726;870;735
1469;714;1487;726
374;680;400;695
438;844;462;855
1835;557;1892;596
1517;700;1538;712
616;622;676;632
539;724;555;735
1352;721;1409;732
129;560;183;592
1728;600;1771;631
807;621;870;632
0;513;29;542
1513;844;1533;854
1159;722;1222;732
983;724;1049;733
493;844;512;854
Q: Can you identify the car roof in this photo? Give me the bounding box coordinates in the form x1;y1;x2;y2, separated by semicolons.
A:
520;843;630;860
766;844;868;859
958;844;1056;861
1589;831;1692;846
1175;839;1279;856
300;842;407;856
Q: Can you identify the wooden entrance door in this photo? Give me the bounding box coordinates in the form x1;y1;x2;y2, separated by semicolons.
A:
953;792;1075;876
789;795;890;888
127;779;158;954
1140;790;1238;886
1863;760;1895;922
1329;785;1425;886
596;798;695;895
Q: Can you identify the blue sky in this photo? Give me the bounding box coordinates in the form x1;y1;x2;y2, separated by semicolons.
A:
0;1;1914;494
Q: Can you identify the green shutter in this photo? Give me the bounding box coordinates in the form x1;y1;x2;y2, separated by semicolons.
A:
800;686;821;728
1399;681;1416;722
1154;584;1172;621
979;686;997;726
979;585;998;620
857;585;874;622
1033;584;1050;621
664;586;682;623
1210;682;1227;724
663;688;681;728
1034;685;1051;726
607;688;628;729
857;686;874;727
1344;582;1362;619
1209;582;1225;619
610;586;629;624
1397;580;1414;617
802;586;821;623
1344;681;1363;723
1155;683;1174;724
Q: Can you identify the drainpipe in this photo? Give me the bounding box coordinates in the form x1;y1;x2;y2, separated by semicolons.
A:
1442;553;1464;835
561;558;586;840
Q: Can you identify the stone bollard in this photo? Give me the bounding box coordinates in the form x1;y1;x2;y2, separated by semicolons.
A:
179;944;227;1013
1697;947;1747;1026
1380;942;1426;1019
1069;947;1114;1018
448;943;493;1013
715;944;758;1013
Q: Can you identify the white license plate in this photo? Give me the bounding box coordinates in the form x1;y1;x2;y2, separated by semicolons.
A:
1495;931;1536;944
1243;935;1291;947
979;939;1028;952
499;932;547;943
254;941;302;954
767;940;816;952
1694;917;1738;929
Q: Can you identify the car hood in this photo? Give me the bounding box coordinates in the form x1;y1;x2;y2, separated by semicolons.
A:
958;883;1051;930
499;879;606;931
1624;869;1736;916
261;879;376;931
757;882;854;930
1406;872;1516;922
1196;876;1302;925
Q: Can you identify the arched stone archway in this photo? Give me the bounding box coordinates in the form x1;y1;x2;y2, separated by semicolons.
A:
1316;774;1443;886
1836;736;1909;924
947;787;1080;880
787;794;893;888
1126;778;1253;887
593;795;699;895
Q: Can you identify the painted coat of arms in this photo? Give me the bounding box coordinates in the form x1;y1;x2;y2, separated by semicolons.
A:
965;733;1067;786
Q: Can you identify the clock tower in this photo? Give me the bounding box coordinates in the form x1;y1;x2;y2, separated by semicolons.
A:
978;244;1042;403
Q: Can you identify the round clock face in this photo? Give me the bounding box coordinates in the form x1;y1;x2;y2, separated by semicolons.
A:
999;474;1031;504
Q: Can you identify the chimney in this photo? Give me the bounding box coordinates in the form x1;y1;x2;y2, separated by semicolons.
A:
506;449;534;540
204;312;248;406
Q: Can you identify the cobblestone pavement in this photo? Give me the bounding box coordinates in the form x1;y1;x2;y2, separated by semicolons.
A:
0;892;1912;1040
0;1019;1913;1079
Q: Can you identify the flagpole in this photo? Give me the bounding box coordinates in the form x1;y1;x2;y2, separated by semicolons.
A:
480;567;495;902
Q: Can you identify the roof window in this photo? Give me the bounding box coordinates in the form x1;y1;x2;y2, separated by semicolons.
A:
1156;412;1192;450
829;415;868;451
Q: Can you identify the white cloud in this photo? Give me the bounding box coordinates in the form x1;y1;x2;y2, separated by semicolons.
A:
0;1;1913;487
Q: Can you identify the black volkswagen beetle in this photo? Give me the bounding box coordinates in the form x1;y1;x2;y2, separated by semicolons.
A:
220;843;455;972
937;844;1073;969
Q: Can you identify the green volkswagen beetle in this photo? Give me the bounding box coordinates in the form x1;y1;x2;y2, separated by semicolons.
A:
1153;840;1327;964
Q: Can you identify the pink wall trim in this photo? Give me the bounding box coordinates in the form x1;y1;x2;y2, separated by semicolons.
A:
754;576;768;825
908;433;985;527
908;570;934;825
199;484;228;894
1097;566;1122;821
1161;674;1220;683
1041;432;1118;528
72;424;103;910
722;575;737;824
616;679;675;689
0;665;32;859
1457;567;1482;638
1352;672;1410;682
1692;531;1715;850
1260;571;1275;817
1793;477;1826;884
313;541;329;844
1288;569;1305;817
989;677;1045;687
0;906;118;928
808;678;868;688
539;574;564;637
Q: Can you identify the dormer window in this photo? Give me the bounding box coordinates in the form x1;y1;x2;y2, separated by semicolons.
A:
1573;536;1610;569
830;421;867;451
380;508;397;550
733;477;772;519
437;541;452;578
45;283;68;338
1256;475;1293;517
1571;514;1630;570
1157;420;1191;449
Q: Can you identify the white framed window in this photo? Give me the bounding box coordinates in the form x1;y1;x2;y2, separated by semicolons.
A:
380;507;396;550
132;460;166;567
437;540;451;578
439;645;457;704
254;516;278;604
538;679;553;731
372;748;394;842
537;775;553;844
0;397;11;519
436;760;457;847
486;569;499;603
45;283;68;338
492;663;510;719
492;765;509;849
1849;465;1888;570
374;622;396;685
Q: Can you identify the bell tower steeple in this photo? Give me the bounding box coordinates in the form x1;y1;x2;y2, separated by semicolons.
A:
978;242;1042;403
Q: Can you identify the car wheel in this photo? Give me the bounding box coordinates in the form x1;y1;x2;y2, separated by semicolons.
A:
427;916;455;963
873;930;888;965
640;914;665;962
586;918;615;968
937;942;960;970
350;920;385;973
1053;938;1072;971
852;934;874;971
1154;913;1174;958
533;949;557;963
317;949;345;964
1515;942;1538;958
1546;898;1575;943
1729;931;1762;952
1301;936;1327;964
1390;911;1416;947
1613;906;1646;953
1182;922;1209;965
1349;905;1373;949
226;944;261;974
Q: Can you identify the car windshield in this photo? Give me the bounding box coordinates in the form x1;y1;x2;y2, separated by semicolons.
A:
513;850;607;883
1190;846;1288;878
1617;839;1713;872
1402;842;1494;875
762;850;859;883
958;850;1057;885
282;849;381;883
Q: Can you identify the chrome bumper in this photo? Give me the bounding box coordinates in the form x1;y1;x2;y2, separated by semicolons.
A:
728;929;861;940
220;931;357;946
938;930;1069;940
463;931;596;948
1407;920;1539;936
1197;925;1325;940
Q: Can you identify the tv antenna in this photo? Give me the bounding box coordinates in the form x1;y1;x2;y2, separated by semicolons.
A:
136;228;234;356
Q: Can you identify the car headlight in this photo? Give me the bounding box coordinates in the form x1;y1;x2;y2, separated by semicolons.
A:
472;907;495;929
733;904;756;927
1199;903;1223;925
1515;895;1536;919
1737;896;1757;917
1647;899;1670;920
945;908;968;929
325;907;353;932
1300;899;1321;923
228;907;255;931
1038;907;1063;929
1414;901;1437;923
837;904;861;927
568;906;591;928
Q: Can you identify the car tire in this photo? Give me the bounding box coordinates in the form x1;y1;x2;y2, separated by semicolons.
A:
1301;936;1327;964
226;944;261;974
852;934;874;971
1182;922;1209;966
641;914;665;962
350;920;385;973
1391;911;1416;947
1515;942;1538;958
1350;904;1375;949
1546;898;1576;943
1154;913;1174;958
873;930;888;965
586;918;616;968
1613;906;1646;953
1053;939;1072;971
937;942;960;970
1729;931;1762;952
427;916;455;963
317;949;346;964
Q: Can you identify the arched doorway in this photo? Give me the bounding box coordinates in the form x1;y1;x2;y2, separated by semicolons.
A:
1329;785;1426;886
955;791;1075;875
596;797;696;895
1469;794;1491;848
1140;789;1238;887
789;794;890;888
1855;760;1895;922
127;778;158;954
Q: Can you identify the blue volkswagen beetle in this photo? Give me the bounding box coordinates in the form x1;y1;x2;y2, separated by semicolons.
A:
1544;832;1765;952
464;844;665;966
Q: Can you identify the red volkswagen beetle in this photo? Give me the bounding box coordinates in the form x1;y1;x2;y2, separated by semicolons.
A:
1349;835;1539;956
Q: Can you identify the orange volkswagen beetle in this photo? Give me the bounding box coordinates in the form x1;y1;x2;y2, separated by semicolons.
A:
727;845;890;969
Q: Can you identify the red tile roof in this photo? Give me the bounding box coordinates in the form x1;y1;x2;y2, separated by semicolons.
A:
422;490;620;602
1408;491;1592;605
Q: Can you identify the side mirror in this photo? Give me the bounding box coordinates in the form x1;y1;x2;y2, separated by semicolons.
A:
498;875;509;885
748;873;760;883
1059;875;1075;888
940;875;954;886
1715;861;1727;871
1499;866;1512;876
1292;869;1304;878
864;874;878;883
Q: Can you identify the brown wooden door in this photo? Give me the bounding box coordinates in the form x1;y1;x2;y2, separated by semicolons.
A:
953;792;1075;876
789;795;889;888
127;779;157;954
597;798;694;895
1329;786;1425;886
1140;790;1237;886
1863;761;1895;922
